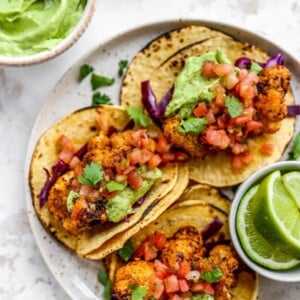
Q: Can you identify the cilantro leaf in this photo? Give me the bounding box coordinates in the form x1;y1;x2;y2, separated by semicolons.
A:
250;61;263;74
225;96;243;118
126;106;150;128
97;270;111;300
91;73;115;90
78;162;104;186
129;284;148;300
201;267;223;283
118;59;128;77
178;117;207;134
288;132;300;160
92;92;111;106
106;180;126;192
118;239;135;261
66;190;80;212
79;64;94;81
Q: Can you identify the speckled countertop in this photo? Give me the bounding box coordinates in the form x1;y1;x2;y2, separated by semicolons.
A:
1;0;300;299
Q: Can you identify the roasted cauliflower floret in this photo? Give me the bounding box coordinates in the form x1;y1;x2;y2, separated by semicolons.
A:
163;117;205;157
255;65;291;133
47;170;74;220
114;261;156;299
161;226;205;270
87;134;110;151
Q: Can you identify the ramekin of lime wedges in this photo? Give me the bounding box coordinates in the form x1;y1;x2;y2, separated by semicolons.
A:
229;161;300;282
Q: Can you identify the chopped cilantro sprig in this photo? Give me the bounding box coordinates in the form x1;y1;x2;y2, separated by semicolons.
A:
225;96;243;118
178;117;207;134
92;92;112;106
288;132;300;160
97;270;111;300
126;106;150;128
78;162;104;186
79;64;94;81
118;59;128;76
91;73;115;90
129;284;148;300
118;239;135;261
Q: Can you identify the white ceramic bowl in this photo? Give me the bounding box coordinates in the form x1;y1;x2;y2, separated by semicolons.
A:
229;160;300;282
0;0;96;67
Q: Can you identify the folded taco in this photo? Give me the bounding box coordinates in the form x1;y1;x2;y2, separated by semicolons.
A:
29;105;188;255
121;25;295;187
104;184;258;300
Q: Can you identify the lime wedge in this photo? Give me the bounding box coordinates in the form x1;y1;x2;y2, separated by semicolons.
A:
236;184;300;270
252;170;300;257
282;171;300;208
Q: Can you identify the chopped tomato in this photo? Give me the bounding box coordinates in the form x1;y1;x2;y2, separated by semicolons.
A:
205;110;216;124
214;84;225;107
223;72;239;90
154;260;172;279
205;129;230;149
191;282;204;293
202;61;217;78
127;170;143;189
178;279;190;292
214;63;234;76
193;102;208;117
133;243;145;259
153;278;165;299
164;275;179;293
132;129;149;148
122;165;135;175
152;232;167;250
57;134;75;152
148;154;162;169
95;112;109;132
101;189;118;199
245;120;263;134
231;152;253;170
156;133;172;154
74;164;83;177
260;143;274;155
58;148;73;164
69;156;81;169
231;143;248;155
203;282;215;295
176;261;191;278
130;148;153;165
144;241;158;261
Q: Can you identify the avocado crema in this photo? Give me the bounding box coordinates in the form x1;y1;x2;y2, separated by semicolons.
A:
106;168;162;223
0;0;85;57
164;48;231;118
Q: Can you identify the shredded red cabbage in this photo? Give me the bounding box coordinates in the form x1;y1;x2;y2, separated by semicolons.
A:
287;105;300;116
39;160;69;207
235;53;285;69
201;216;223;241
39;143;88;208
141;80;174;125
133;196;145;209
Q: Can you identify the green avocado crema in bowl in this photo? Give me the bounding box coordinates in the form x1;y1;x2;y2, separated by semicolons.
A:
0;0;86;57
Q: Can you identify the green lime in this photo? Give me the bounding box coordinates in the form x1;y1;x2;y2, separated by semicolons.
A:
252;170;300;257
282;171;300;209
236;184;300;270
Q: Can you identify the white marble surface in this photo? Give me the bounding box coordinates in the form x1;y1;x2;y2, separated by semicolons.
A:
1;0;300;299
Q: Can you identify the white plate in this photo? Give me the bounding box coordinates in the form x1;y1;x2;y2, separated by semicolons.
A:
25;20;300;299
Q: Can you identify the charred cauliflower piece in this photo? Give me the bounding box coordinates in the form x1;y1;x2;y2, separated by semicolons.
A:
114;261;156;299
161;226;205;270
47;170;75;220
255;65;291;133
163;117;205;157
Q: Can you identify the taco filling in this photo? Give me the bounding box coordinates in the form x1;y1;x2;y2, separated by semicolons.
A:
161;48;291;169
40;113;185;236
112;226;241;300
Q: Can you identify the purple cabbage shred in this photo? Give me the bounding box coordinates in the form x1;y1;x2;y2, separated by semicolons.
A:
39;159;69;208
287;105;300;116
201;216;223;241
235;53;285;69
141;80;174;125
